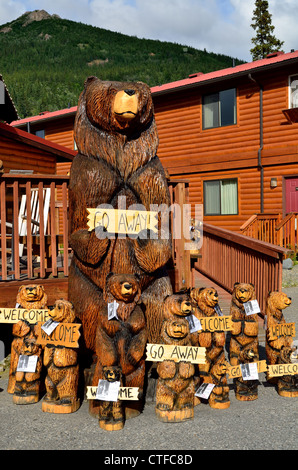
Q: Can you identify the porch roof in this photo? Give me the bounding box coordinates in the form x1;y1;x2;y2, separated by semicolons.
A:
0;121;76;162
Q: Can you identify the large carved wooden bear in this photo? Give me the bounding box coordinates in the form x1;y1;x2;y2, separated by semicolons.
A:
68;77;173;358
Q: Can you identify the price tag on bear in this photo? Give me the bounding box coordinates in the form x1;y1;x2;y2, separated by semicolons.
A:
16;355;38;373
108;301;119;321
187;314;202;333
41;318;59;335
243;300;260;316
195;383;215;399
95;379;120;402
240;362;258;380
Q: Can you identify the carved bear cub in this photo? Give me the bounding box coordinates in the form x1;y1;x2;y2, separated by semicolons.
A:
68;77;173;357
155;317;195;423
8;284;47;396
93;273;147;420
98;365;124;431
42;299;80;413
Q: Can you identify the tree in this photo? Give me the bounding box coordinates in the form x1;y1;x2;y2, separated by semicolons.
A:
250;0;284;61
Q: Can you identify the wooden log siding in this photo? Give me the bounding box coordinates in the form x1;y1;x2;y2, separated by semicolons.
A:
0;174;69;281
194;222;288;314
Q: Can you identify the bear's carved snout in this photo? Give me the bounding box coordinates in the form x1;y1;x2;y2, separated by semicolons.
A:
114;89;138;120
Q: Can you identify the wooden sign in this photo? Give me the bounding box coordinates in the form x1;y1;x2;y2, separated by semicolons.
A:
268;322;296;341
35;322;81;348
227;360;267;379
86;386;139;401
87;208;158;235
199;315;232;332
0;308;50;324
146;343;206;364
267;363;298;378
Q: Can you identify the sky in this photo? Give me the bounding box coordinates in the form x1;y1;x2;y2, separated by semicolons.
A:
0;0;297;62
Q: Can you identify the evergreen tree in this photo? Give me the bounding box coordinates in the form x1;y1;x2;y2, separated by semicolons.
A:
250;0;284;60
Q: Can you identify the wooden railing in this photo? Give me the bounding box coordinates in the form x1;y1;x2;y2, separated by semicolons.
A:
240;213;282;245
0;174;192;291
0;173;69;281
275;212;298;252
194;223;289;315
241;212;298;252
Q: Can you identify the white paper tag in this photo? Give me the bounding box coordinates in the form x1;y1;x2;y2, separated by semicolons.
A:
195;383;215;399
187;314;202;333
96;379;120;402
243;300;260;316
16;355;38;373
240;362;258;380
214;304;223;316
41;318;59;335
108;301;119;320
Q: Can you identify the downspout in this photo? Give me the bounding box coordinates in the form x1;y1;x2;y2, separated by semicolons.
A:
248;73;264;213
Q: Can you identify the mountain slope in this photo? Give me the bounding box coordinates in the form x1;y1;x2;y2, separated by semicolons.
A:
0;10;244;118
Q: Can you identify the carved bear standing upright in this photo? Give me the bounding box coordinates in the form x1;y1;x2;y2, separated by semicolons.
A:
98;365;125;431
265;291;298;397
93;273;147;422
190;287;228;408
229;283;260;401
155;316;195;423
42;299;80;414
8;284;47;397
12;323;43;405
68;77;173;362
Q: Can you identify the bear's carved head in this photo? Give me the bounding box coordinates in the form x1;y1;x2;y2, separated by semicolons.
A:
16;284;47;309
49;299;76;323
266;291;292;313
232;283;255;305
163;293;193;319
104;273;141;304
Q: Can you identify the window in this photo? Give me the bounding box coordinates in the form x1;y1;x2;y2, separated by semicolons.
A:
203;178;238;215
289;74;298;108
35;129;45;138
202;88;236;129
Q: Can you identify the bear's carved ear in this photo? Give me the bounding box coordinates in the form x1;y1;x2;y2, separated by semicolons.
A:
250;283;255;288
106;272;114;281
84;76;98;88
234;282;239;287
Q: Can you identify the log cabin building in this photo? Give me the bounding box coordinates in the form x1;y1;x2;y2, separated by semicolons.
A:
11;50;298;235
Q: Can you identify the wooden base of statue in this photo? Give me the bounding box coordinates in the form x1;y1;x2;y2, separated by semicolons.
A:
155;407;194;423
277;388;298;398
42;398;80;414
13;392;40;405
234;378;258;401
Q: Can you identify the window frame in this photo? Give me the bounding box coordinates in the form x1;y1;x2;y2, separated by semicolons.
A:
203;178;239;216
288;74;298;109
202;88;237;130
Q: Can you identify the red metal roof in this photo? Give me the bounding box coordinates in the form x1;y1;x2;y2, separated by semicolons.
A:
10;50;298;126
151;50;298;95
0;121;76;160
10;106;77;127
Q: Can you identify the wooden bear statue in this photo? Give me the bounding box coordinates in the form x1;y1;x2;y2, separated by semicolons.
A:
229;283;259;400
190;287;228;408
42;299;80;413
229;283;259;366
208;358;230;409
12;323;43;405
277;346;298;397
8;284;47;397
93;273;147;421
68;77;173;361
163;292;193;321
265;291;298;397
155;316;195;423
234;348;259;401
98;365;124;431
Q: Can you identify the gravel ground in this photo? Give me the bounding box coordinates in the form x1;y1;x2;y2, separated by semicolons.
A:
282;263;298;287
0;276;297;453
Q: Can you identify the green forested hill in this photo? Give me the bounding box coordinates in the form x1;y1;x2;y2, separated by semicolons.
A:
0;10;244;118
